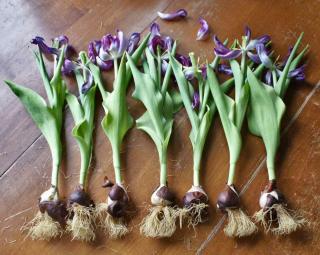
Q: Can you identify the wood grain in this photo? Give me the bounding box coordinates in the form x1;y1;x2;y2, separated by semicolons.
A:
1;1;320;255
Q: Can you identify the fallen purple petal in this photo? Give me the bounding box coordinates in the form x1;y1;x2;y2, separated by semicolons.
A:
196;18;210;41
157;9;187;21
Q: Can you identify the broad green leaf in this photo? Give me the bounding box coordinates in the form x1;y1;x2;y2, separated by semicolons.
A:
5;80;61;163
246;68;286;172
207;67;242;164
230;59;243;103
235;83;249;129
101;55;134;150
127;52;174;157
169;54;199;132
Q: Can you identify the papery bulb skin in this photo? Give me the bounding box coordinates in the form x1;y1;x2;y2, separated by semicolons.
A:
151;185;175;206
259;180;285;210
183;186;208;207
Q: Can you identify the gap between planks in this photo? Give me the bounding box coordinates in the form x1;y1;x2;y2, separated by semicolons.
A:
196;80;320;255
0;0;174;180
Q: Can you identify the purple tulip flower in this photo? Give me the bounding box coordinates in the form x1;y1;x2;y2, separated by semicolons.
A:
196;18;210;41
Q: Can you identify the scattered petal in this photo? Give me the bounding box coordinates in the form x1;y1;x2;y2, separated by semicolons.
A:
196;18;210;41
150;22;161;37
157;9;187;21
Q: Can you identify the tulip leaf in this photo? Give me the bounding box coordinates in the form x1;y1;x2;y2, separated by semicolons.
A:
246;67;286;179
275;33;304;98
170;54;234;184
101;55;134;152
207;67;242;164
4;80;62;164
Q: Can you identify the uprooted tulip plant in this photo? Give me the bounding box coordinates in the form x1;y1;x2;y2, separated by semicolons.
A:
206;27;272;237
169;50;234;229
65;52;97;242
88;30;150;239
5;36;70;240
128;30;182;237
247;33;308;235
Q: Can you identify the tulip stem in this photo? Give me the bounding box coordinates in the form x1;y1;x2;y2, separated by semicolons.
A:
114;58;118;79
227;162;236;185
159;146;167;186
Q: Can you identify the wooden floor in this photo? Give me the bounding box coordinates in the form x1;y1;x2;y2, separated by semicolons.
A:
1;0;320;254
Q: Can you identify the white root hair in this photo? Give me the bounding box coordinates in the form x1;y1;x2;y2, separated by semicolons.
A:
95;203;129;239
254;204;306;235
21;211;63;241
66;204;95;242
140;205;179;238
224;208;258;238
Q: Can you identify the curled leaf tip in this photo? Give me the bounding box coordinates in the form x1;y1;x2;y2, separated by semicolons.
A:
196;18;210;41
157;9;187;21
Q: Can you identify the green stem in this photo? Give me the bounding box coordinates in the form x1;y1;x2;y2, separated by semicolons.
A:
159;146;167;186
266;154;276;181
114;58;118;80
79;146;91;189
272;70;278;86
157;47;161;88
227;162;236;185
193;150;201;187
113;145;122;184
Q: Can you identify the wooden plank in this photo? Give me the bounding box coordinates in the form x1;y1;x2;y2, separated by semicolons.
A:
1;0;320;254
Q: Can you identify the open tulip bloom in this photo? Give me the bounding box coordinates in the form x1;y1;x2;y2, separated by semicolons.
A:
247;33;308;235
128;39;182;238
170;50;234;228
5;36;68;240
65;52;97;242
88;31;150;239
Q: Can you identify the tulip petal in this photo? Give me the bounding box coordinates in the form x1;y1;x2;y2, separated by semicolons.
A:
247;51;261;64
196;18;210;41
256;43;273;68
81;71;94;94
245;26;251;41
288;64;306;80
157;9;187;21
217;64;233;75
191;91;200;109
31;36;60;55
62;59;75;76
96;57;114;71
127;32;140;55
214;48;242;60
